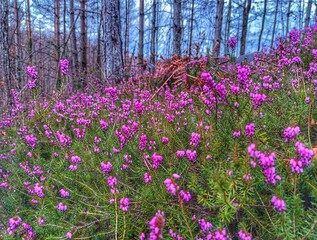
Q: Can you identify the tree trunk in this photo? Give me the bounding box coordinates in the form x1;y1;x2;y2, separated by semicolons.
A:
0;0;13;111
80;0;87;77
150;0;157;66
97;5;103;70
104;0;124;81
26;0;33;64
14;0;22;90
138;0;144;66
239;0;251;56
62;0;67;56
124;0;130;65
286;0;293;34
55;0;61;89
188;0;194;56
224;0;232;54
213;0;224;56
173;0;182;55
70;0;79;72
305;0;313;28
258;0;267;51
270;0;278;48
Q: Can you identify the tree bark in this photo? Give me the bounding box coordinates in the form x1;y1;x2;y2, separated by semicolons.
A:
188;0;194;56
270;0;278;48
26;0;33;64
70;0;79;72
173;0;182;55
124;0;130;65
104;0;124;81
286;0;293;35
55;0;61;89
305;0;313;28
80;0;87;76
0;0;13;110
224;0;232;54
240;0;251;56
213;0;224;57
138;0;144;66
150;0;157;65
258;0;267;51
14;0;22;90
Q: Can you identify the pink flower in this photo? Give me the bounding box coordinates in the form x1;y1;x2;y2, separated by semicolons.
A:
59;189;70;198
120;197;130;212
57;202;67;211
271;196;286;211
144;172;152;183
100;161;112;174
164;178;179;195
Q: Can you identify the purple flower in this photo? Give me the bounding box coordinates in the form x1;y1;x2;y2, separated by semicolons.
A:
59;189;70;198
107;176;117;188
228;37;237;49
244;122;255;138
70;155;81;164
164;178;179;195
186;149;197;162
120;197;130;212
175;150;185;158
100;161;112;174
144;172;152;183
152;152;163;169
100;119;109;130
57;202;67;211
283;126;300;142
179;190;191;202
162;136;169;144
271;196;286;211
190;132;201;147
60;59;69;76
8;216;22;230
148;210;165;240
198;218;213;232
65;231;72;239
139;133;147;151
233;131;241;138
34;183;44;198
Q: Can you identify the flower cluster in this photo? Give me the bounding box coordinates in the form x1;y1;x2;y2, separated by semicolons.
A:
271;196;286;211
60;59;70;76
283;126;300;142
148;210;165;239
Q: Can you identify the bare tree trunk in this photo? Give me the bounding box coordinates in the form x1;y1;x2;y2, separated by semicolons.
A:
97;6;103;71
104;0;124;81
286;0;293;34
239;0;251;56
14;0;22;90
124;0;130;65
138;0;144;66
150;0;157;65
55;0;61;89
188;0;194;56
173;0;182;55
270;0;278;48
305;0;313;28
80;0;87;78
0;0;13;111
224;0;232;54
62;0;67;56
213;0;224;56
70;0;79;72
258;0;267;51
26;0;33;64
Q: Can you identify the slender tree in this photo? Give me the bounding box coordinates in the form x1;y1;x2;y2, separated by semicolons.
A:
138;0;144;66
213;0;224;56
271;0;279;48
305;0;313;28
286;0;293;35
70;0;79;71
80;0;87;74
258;0;267;51
0;0;13;109
124;0;130;65
188;0;194;56
26;0;33;63
240;0;251;56
150;0;157;65
224;0;232;54
104;0;124;81
14;0;22;89
55;0;61;89
173;0;182;55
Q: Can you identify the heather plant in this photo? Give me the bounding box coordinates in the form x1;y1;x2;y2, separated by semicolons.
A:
1;25;317;240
